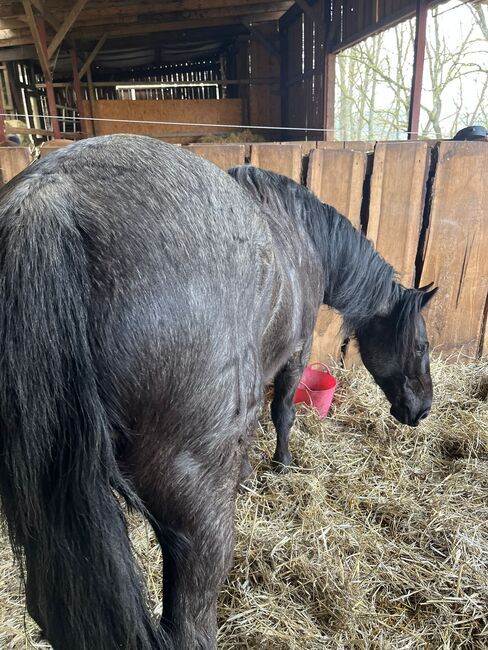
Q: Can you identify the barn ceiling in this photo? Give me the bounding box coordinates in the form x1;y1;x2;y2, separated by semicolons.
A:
0;0;294;50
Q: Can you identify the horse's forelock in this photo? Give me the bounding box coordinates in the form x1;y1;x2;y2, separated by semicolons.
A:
394;289;424;360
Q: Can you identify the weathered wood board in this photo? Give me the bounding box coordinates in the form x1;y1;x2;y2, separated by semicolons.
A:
38;139;73;157
0;146;31;184
420;141;488;358
307;147;367;226
82;99;243;144
306;148;368;364
367;141;431;287
187;144;246;170
250;143;303;183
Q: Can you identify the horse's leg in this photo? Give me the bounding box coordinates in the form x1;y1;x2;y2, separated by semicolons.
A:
127;421;254;650
24;551;47;638
271;341;311;472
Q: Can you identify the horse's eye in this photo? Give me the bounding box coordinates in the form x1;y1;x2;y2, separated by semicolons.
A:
416;343;428;355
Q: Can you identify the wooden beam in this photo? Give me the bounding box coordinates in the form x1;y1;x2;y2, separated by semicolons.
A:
47;0;88;58
294;0;321;23
35;16;61;138
70;48;86;136
323;52;336;140
86;65;96;137
408;0;427;140
78;32;107;79
0;82;6;143
70;13;285;40
22;0;51;80
244;22;280;60
29;0;44;13
72;2;292;27
6;124;53;137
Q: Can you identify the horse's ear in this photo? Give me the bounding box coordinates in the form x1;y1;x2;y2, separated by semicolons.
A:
419;282;435;292
420;286;438;308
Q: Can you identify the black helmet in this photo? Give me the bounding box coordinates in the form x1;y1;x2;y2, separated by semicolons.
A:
453;125;487;141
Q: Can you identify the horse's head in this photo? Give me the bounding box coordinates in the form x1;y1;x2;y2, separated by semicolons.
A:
356;284;438;427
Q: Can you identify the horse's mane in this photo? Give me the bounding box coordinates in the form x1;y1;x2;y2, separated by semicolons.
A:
229;165;422;348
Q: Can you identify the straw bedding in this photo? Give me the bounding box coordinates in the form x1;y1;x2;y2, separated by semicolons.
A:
1;358;487;649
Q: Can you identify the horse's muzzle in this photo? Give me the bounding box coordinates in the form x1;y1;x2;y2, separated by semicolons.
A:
390;404;431;427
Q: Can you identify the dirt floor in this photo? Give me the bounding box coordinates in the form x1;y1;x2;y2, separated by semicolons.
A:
1;358;487;649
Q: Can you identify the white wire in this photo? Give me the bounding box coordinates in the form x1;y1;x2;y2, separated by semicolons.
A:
1;112;450;139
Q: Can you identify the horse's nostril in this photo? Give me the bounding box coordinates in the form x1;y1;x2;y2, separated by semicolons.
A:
418;408;430;421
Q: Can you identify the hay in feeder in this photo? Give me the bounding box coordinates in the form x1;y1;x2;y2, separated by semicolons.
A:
1;358;487;649
198;129;266;143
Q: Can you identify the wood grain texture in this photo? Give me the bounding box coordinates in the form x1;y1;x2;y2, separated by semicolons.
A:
306;148;368;365
81;99;243;144
420;141;488;359
368;141;431;286
248;22;281;134
250;143;303;183
187;144;245;170
0;146;31;184
306;147;367;227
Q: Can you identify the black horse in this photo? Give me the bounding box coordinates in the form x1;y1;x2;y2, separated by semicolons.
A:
0;135;436;650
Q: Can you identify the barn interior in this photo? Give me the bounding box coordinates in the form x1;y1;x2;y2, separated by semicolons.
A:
0;1;446;145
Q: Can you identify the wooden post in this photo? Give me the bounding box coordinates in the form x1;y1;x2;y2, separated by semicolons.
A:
35;16;61;139
0;76;6;142
408;0;427;140
70;48;86;136
86;65;97;136
323;52;336;141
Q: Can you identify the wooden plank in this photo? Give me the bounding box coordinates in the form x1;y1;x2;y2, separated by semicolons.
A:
307;147;368;364
5;125;53;137
22;0;51;80
47;0;91;58
367;141;431;287
248;21;281;133
323;52;336;141
344;140;375;152
82;98;243;144
316;141;344;149
38;138;73;157
70;48;86;135
0;146;31;184
187;144;245;170
250;143;303;183
420;141;488;358
307;148;367;227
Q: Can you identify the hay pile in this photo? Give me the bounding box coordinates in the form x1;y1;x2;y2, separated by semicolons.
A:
1;358;487;649
198;129;266;143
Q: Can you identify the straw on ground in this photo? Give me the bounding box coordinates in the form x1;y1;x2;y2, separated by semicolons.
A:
1;358;487;649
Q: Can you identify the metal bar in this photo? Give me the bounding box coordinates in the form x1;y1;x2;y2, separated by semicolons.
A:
70;48;86;136
408;0;427;140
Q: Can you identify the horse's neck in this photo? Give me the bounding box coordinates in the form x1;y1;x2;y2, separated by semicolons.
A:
303;205;397;332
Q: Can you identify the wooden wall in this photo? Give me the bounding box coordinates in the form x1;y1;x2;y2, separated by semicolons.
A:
248;22;281;134
188;139;488;363
81;99;243;143
4;138;488;363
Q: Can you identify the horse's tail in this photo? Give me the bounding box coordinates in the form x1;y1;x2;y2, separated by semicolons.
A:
0;179;168;649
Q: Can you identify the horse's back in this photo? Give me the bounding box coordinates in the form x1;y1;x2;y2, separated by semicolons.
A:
2;135;273;433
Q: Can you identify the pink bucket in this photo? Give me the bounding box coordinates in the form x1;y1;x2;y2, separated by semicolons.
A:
293;363;337;418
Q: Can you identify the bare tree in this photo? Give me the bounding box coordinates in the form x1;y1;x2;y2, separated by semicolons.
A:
335;1;488;140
